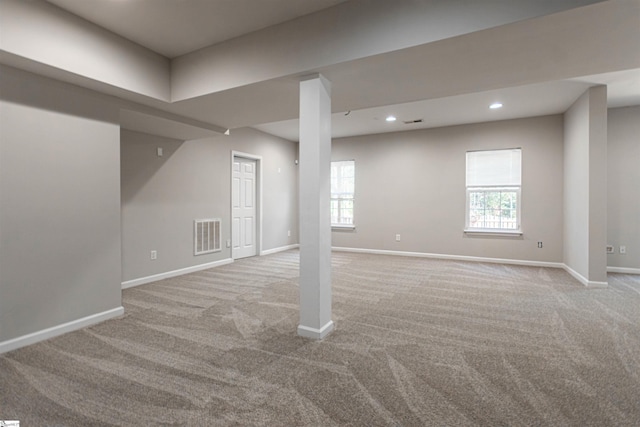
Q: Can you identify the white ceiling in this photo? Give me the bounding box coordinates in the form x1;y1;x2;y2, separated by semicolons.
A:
39;1;640;141
254;69;640;141
46;0;348;58
254;80;596;140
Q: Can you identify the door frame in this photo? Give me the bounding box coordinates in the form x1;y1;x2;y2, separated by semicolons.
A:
231;151;263;259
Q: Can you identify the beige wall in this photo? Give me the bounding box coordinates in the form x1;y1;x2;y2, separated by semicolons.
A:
608;106;640;270
331;115;564;263
121;127;298;283
0;66;122;344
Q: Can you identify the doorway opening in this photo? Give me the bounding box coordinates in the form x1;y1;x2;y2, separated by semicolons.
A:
231;151;262;259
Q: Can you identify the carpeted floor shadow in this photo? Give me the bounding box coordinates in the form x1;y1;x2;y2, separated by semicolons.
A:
1;250;640;426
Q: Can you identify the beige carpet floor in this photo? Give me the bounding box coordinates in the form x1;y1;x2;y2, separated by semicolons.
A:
1;250;639;426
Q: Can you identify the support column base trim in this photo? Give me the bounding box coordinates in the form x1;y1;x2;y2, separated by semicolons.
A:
298;320;335;340
563;264;608;288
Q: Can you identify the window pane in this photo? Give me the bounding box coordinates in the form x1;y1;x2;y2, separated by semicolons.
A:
467;188;519;231
330;199;339;224
470;192;484;209
501;192;516;208
469;209;484;228
485;192;501;210
340;200;353;224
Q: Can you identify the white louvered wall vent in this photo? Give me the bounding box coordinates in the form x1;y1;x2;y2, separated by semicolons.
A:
194;218;221;255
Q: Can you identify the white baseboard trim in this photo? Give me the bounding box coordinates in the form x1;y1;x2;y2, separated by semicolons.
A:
298;320;335;340
261;244;300;256
562;264;608;288
122;258;234;289
332;247;620;287
0;306;124;355
607;266;640;275
332;246;564;269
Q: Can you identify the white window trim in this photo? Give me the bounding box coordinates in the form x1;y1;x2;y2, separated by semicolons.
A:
463;229;523;236
332;224;356;231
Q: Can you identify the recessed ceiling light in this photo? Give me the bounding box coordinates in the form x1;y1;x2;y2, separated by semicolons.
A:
489;102;503;109
386;115;397;122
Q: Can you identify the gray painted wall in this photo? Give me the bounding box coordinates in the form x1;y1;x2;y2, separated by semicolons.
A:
121;127;298;283
331;115;564;263
607;106;640;270
1;0;170;101
0;66;122;343
1;63;636;351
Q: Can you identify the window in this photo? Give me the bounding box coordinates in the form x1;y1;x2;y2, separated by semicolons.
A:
465;149;521;233
331;160;355;227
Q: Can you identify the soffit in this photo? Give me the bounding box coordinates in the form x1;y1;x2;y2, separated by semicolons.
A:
23;0;639;141
45;0;348;58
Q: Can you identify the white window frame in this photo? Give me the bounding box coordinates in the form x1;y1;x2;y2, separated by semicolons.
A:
331;160;355;229
465;149;522;235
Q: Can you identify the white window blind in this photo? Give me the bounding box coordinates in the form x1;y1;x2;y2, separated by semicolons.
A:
466;149;521;187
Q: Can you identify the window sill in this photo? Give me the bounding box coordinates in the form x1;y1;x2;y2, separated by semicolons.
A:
464;229;522;237
332;224;356;231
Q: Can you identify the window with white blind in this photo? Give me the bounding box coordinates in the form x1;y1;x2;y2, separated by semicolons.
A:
331;160;355;227
465;148;522;233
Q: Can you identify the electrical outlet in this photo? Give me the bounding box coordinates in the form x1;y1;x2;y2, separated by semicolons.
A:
537;242;543;248
288;230;291;237
395;234;401;242
620;245;626;254
606;245;614;254
157;147;163;157
150;250;157;260
226;239;231;248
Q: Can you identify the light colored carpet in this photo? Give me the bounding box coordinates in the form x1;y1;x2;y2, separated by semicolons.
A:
1;250;639;426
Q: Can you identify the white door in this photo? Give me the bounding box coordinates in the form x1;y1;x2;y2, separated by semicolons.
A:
232;157;257;259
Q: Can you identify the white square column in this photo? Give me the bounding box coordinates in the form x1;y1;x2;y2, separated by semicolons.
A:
298;74;334;339
563;85;608;287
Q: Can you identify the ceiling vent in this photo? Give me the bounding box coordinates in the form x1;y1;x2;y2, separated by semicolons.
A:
403;119;424;124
